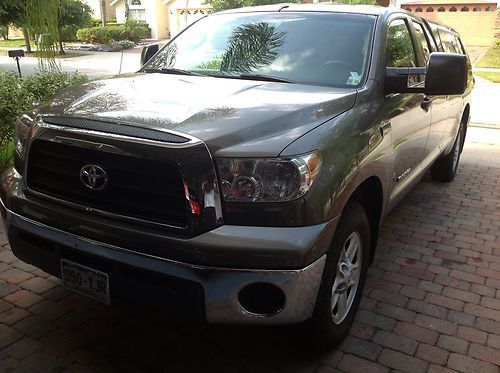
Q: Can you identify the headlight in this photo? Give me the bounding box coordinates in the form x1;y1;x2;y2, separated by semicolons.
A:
216;152;321;202
14;115;32;159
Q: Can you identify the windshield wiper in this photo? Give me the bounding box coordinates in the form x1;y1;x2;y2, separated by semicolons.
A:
237;74;293;83
144;68;204;76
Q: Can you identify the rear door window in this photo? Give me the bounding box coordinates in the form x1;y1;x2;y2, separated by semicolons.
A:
453;35;465;54
428;23;444;51
438;29;459;53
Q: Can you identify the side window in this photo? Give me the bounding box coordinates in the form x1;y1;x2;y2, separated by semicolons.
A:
453;36;465;54
438;29;458;53
386;19;416;67
412;21;432;64
429;23;444;51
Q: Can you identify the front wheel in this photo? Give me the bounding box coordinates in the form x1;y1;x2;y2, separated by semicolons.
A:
430;123;465;182
308;201;370;349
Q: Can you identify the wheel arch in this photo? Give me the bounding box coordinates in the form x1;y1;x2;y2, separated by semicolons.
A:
461;103;470;152
344;175;384;264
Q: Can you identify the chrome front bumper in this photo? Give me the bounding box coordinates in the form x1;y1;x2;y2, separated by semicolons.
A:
1;199;326;324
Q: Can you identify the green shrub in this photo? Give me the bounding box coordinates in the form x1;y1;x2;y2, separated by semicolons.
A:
22;71;88;105
0;70;28;169
0;69;88;170
76;22;151;44
60;25;81;41
90;18;118;27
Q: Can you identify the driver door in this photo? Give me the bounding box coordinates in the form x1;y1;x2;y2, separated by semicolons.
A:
383;17;432;208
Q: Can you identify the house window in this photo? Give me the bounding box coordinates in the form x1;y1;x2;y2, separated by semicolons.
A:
485;6;493;11
129;8;146;20
461;6;469;11
473;6;481;11
405;7;412;11
128;0;146;21
426;7;434;11
449;6;457;11
416;7;423;12
438;7;445;11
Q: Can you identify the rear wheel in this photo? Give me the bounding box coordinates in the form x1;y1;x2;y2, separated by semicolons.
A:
308;201;370;349
430;123;465;182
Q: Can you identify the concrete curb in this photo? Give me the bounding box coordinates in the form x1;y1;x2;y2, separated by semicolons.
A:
469;122;500;129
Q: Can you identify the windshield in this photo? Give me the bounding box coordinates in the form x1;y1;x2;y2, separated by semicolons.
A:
144;12;375;87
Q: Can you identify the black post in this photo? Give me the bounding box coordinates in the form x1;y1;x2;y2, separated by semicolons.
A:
8;50;25;78
15;57;22;78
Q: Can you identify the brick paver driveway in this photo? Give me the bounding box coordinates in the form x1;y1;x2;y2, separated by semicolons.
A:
0;129;499;373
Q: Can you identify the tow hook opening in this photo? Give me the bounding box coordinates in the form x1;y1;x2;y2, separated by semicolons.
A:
238;282;286;316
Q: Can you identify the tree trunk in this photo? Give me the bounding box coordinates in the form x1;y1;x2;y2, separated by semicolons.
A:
58;40;65;54
125;1;129;22
58;28;65;54
1;26;9;40
22;29;32;53
100;0;107;26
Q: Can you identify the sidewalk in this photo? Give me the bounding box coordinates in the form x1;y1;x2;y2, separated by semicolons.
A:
0;40;169;79
469;77;499;129
473;68;500;73
0;49;142;79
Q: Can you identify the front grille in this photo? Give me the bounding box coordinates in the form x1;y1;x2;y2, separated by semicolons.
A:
26;140;188;227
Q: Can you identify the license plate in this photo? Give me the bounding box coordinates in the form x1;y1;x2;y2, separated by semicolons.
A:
61;259;110;304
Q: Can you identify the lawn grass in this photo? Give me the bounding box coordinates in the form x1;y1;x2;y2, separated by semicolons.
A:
476;43;500;68
474;71;500;83
0;38;27;48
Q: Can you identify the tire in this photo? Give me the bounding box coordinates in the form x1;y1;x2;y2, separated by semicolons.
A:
308;201;370;349
430;123;465;182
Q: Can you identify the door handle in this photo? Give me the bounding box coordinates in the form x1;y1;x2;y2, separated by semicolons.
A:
420;97;432;111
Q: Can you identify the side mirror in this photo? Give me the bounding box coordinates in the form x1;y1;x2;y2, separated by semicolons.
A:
384;52;468;96
425;52;467;96
141;44;159;66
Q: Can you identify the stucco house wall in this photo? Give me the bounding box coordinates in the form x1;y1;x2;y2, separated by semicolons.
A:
83;0;117;20
402;0;497;46
112;0;210;40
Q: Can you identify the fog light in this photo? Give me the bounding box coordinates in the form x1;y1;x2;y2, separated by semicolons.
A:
238;282;285;316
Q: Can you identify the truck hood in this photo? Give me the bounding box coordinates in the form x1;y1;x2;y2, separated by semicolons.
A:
36;73;357;157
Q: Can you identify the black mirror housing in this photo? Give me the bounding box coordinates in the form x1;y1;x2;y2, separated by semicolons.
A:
384;52;468;96
384;67;425;94
424;52;467;96
140;44;159;66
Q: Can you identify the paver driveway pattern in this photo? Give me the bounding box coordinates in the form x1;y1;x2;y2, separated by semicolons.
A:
0;130;499;373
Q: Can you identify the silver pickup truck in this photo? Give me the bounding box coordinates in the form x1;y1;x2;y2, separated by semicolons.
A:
1;4;473;347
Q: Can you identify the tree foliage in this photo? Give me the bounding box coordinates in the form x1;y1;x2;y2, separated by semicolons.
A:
0;0;26;28
1;0;91;56
0;0;31;51
57;0;93;52
27;0;60;69
220;23;285;72
204;0;296;13
59;0;93;38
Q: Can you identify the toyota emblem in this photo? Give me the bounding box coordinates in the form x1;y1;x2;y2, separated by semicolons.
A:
80;164;108;191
